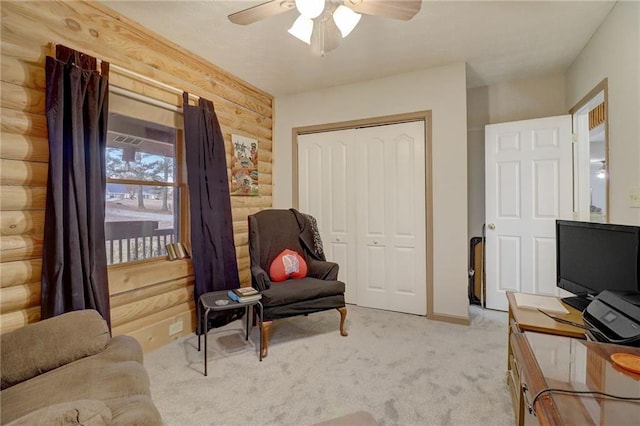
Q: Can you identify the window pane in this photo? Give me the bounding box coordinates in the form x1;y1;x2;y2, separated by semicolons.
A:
105;185;179;265
107;113;176;183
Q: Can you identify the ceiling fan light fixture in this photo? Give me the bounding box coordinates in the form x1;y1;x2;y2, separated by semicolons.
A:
288;15;313;44
333;5;361;38
295;0;325;19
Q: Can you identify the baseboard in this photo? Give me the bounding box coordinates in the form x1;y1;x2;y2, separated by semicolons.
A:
427;312;471;326
116;307;196;353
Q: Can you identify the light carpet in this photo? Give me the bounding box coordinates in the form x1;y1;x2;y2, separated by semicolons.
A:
144;305;514;426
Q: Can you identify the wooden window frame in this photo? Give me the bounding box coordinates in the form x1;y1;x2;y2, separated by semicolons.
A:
105;68;189;268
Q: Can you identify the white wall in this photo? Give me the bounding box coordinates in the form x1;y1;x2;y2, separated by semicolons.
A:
566;1;640;226
467;73;567;241
274;62;469;321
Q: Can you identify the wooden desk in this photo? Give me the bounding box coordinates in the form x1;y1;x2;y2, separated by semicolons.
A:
506;291;640;425
506;291;585;339
506;291;583;425
511;331;640;425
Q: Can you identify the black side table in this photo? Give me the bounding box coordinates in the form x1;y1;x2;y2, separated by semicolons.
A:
197;290;263;376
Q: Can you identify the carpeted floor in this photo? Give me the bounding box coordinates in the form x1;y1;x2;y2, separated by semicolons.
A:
144;304;514;426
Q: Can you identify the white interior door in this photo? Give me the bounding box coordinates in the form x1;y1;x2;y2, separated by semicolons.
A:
485;115;572;311
298;121;426;315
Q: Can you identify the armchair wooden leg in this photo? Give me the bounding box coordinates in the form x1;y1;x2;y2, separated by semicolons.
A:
261;320;272;359
337;307;348;336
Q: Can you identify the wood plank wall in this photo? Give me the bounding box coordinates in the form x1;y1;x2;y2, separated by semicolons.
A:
589;102;606;130
0;1;273;352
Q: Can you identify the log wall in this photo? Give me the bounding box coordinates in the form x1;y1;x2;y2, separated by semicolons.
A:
0;1;273;352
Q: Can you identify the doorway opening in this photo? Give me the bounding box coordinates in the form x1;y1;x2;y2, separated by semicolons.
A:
569;79;609;223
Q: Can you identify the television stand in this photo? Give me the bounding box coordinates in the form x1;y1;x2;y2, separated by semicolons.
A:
560;295;591;312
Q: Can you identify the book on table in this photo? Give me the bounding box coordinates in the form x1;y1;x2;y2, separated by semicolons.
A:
232;287;259;297
513;292;569;314
227;290;261;303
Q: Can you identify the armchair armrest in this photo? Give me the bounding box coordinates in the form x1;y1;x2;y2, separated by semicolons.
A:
1;310;110;390
251;265;272;291
307;258;339;281
6;399;112;426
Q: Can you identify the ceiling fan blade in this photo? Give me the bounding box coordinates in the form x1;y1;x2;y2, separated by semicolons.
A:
344;0;422;21
228;0;295;25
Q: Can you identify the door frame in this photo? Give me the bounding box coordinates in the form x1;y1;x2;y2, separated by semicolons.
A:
291;111;436;319
568;78;609;222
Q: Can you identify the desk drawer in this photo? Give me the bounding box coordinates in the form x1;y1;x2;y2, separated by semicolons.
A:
509;353;520;386
508;328;528;426
506;366;519;419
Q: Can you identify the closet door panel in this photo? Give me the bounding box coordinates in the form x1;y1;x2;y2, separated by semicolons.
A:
328;141;349;237
298;140;324;219
395;247;416;294
325;137;355;301
298;131;357;302
356;136;389;309
357;122;426;315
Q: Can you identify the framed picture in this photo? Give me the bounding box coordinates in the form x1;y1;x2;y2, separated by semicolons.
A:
230;134;259;196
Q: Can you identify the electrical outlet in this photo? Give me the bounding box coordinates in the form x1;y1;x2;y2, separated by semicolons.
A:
630;187;640;208
168;320;184;336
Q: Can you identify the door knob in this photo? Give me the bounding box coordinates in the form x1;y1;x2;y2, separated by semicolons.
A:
488;223;496;230
336;237;341;242
373;241;378;245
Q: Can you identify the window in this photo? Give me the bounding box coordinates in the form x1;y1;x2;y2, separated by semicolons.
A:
105;89;183;265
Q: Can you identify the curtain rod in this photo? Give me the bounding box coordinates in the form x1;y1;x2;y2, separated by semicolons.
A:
47;43;198;109
110;85;182;113
109;63;199;104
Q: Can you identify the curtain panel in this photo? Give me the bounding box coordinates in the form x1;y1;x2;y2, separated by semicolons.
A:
41;46;111;327
182;93;240;328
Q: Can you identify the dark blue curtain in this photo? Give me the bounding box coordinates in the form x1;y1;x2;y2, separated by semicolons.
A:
182;93;240;328
41;46;111;328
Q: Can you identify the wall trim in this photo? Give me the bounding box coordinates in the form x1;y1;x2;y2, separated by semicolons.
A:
290;110;434;318
428;312;471;326
569;78;609;221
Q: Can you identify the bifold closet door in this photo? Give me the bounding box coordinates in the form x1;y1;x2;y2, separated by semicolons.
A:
298;121;426;315
298;129;358;303
354;122;426;315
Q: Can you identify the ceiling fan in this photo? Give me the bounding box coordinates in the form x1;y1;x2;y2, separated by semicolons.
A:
228;0;422;56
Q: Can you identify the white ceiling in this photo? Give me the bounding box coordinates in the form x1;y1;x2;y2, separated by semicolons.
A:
102;0;616;96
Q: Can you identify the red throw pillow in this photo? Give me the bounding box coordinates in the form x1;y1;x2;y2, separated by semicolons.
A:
269;249;308;282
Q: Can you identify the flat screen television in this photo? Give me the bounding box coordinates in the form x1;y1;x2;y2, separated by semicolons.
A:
556;220;640;311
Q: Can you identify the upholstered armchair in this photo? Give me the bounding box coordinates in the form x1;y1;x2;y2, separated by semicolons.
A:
248;209;348;358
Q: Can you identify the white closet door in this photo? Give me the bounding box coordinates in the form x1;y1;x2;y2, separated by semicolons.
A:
298;121;426;315
298;130;358;303
355;121;426;315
